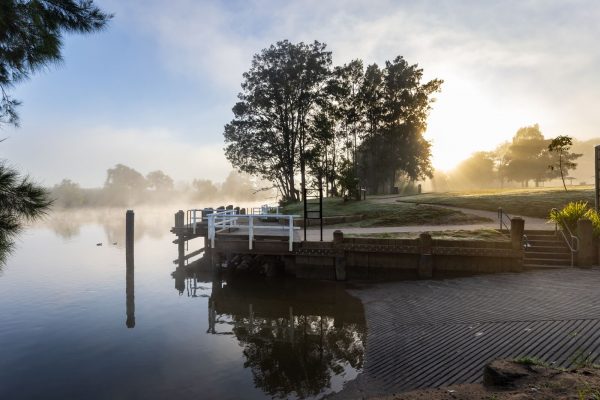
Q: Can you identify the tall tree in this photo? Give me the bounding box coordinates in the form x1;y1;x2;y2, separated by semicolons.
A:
224;40;332;202
358;56;442;193
104;164;147;205
503;124;554;187
146;170;174;192
548;135;582;192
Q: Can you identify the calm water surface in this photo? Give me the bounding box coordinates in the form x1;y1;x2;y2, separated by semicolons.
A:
0;209;366;399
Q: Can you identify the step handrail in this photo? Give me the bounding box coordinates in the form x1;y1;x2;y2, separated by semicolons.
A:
497;207;512;232
550;208;579;267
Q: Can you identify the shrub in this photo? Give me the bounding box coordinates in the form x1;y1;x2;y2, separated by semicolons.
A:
548;201;589;233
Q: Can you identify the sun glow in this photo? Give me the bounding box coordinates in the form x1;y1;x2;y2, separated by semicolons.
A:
425;73;548;172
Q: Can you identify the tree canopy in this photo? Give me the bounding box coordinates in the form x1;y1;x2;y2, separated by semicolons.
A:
224;40;332;202
224;40;442;202
0;0;112;126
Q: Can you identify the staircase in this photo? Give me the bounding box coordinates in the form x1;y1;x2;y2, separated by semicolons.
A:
523;230;573;269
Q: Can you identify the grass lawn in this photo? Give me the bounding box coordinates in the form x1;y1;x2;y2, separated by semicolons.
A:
282;197;490;227
345;228;508;241
397;186;595;219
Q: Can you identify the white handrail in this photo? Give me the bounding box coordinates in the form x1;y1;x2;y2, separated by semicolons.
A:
207;213;299;252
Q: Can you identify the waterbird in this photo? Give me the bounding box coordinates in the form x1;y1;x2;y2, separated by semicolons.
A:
96;243;102;246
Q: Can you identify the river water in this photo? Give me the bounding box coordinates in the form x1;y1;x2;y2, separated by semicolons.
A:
0;209;366;400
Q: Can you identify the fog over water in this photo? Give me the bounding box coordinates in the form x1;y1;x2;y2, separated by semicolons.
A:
0;207;366;399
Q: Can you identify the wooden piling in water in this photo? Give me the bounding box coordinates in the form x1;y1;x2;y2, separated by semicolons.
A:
175;210;185;268
126;210;135;328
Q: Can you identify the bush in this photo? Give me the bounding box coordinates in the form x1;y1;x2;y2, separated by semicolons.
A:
549;201;600;236
548;201;589;233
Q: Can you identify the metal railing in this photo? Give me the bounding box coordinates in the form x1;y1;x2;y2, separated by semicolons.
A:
550;208;579;267
207;209;299;252
498;207;530;251
248;204;280;216
522;233;531;250
497;207;512;232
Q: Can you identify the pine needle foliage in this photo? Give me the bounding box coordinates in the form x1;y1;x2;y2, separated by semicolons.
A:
0;163;51;264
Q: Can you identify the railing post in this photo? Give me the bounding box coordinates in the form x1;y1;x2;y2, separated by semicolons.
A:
249;216;254;250
192;209;197;234
288;215;293;252
209;214;215;248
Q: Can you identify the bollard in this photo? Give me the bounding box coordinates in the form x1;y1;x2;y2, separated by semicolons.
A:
333;230;344;244
577;219;594;267
418;232;433;279
510;217;525;251
125;210;135;328
174;210;184;228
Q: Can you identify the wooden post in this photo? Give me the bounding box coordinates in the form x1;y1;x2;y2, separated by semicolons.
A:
333;230;346;281
175;210;185;268
126;210;134;267
125;210;135;328
418;232;433;279
577;218;594;267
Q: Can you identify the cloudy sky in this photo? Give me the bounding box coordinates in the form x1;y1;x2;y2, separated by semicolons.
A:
2;0;599;186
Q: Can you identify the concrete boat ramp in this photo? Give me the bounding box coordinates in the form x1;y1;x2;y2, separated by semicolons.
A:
335;267;600;398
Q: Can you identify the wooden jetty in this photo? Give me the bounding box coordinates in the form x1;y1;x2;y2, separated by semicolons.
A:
171;205;525;281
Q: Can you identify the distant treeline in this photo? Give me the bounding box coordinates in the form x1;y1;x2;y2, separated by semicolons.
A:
431;125;592;191
49;164;274;208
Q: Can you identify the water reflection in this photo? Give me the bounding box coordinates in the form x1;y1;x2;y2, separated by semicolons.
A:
41;208;175;244
173;262;366;399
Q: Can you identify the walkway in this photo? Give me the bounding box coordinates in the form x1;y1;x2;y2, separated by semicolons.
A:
335;268;600;398
303;204;550;241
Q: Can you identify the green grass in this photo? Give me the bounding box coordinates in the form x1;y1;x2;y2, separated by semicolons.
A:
513;356;550;367
282;197;490;227
397;186;595;218
345;228;508;241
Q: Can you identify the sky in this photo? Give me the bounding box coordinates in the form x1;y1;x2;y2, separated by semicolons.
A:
2;0;600;187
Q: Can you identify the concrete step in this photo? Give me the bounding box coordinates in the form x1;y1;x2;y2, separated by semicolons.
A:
525;245;571;252
526;234;560;240
524;230;555;234
524;251;571;262
523;264;571;270
526;239;566;247
523;257;573;266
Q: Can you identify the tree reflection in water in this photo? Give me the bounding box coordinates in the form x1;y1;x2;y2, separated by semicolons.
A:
175;264;367;399
173;262;366;398
232;311;365;399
